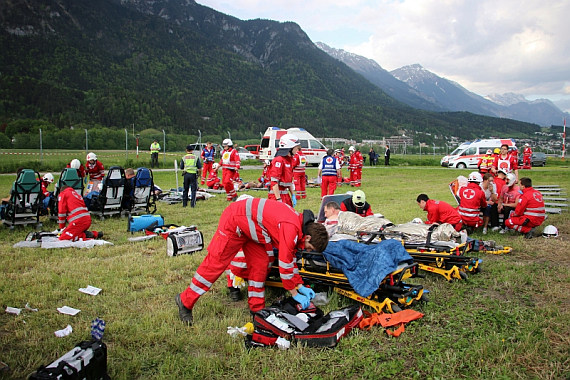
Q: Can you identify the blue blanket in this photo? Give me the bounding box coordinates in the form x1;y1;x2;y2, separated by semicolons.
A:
322;239;414;297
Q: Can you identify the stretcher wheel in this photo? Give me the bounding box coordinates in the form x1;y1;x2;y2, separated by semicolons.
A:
459;271;468;280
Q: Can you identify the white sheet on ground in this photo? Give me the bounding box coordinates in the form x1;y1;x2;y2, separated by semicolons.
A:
13;236;113;249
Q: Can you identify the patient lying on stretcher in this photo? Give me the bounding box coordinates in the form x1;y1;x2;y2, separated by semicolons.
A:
323;201;462;245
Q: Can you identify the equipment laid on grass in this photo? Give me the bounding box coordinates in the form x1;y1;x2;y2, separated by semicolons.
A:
2;169;43;229
128;214;164;232
166;226;204;256
28;340;109;380
248;297;363;348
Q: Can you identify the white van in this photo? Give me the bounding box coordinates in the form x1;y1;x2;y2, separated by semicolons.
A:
259;127;328;165
441;139;516;169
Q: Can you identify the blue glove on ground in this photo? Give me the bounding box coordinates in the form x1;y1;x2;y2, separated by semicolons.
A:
297;285;315;300
291;194;297;207
292;293;310;309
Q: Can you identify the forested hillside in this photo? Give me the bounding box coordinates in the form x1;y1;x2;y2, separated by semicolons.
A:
0;0;540;149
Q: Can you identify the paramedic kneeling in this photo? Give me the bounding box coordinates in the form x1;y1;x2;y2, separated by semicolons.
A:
416;193;463;231
504;177;545;238
175;197;329;325
57;185;102;241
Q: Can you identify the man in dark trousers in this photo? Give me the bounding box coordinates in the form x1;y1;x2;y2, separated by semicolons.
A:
384;145;391;165
180;145;202;208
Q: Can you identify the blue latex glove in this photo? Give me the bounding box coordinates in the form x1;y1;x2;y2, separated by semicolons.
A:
297;285;315;300
291;194;297;207
292;293;310;309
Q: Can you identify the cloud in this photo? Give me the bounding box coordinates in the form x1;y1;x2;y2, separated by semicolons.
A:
198;0;570;103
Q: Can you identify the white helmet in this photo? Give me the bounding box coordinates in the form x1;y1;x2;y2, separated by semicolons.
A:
411;217;423;224
278;133;300;149
486;149;492;154
212;163;219;170
222;138;233;146
264;159;271;166
42;173;54;183
542;225;558;238
349;146;355;151
86;152;97;161
467;172;483;183
352;190;366;207
506;173;517;187
70;159;81;169
525;143;529;147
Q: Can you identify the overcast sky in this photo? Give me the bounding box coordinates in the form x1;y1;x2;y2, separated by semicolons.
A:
197;0;570;113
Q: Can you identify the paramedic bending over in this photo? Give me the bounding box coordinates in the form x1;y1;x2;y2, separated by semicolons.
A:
174;197;329;325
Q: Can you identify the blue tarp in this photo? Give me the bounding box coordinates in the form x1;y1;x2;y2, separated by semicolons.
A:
322;239;414;297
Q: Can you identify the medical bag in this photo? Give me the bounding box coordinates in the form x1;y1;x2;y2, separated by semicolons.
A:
128;214;164;232
28;340;109;380
166;226;204;256
251;297;363;348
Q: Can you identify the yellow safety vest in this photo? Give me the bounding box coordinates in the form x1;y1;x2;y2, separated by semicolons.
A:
182;154;197;174
150;142;161;153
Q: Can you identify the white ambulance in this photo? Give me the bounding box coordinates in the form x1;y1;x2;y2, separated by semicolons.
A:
441;138;517;169
259;127;328;166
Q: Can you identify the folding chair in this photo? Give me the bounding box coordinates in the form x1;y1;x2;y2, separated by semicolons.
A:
2;169;42;229
90;166;126;219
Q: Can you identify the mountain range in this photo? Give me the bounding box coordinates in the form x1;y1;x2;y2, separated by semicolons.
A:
316;43;568;127
0;0;542;143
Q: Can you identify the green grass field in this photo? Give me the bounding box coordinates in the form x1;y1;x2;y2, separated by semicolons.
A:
1;162;569;379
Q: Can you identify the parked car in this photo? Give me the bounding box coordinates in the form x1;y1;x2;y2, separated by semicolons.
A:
518;151;547;167
244;144;261;158
237;147;256;161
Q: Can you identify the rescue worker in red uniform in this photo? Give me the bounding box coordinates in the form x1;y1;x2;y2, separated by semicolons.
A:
267;134;299;207
220;139;240;201
340;190;374;216
85;152;105;194
206;163;221;189
522;143;533;169
416;193;463;231
477;149;494;174
457;172;487;229
292;149;307;199
505;177;545;238
492;144;518;180
200;142;216;185
258;160;271;189
318;149;341;199
40;173;54;212
57;185;102;241
174;197;329;325
66;159;86;179
347;146;363;187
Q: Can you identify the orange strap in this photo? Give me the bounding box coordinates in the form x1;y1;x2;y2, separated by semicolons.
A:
359;309;424;337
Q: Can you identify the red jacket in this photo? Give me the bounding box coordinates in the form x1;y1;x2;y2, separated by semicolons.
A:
57;186;91;229
457;182;487;225
86;160;105;180
424;199;462;226
348;151;363;170
493;154;518;173
523;147;532;157
231;198;305;290
292;151;307;174
220;147;240;171
206;169;220;188
268;155;294;197
40;180;51;197
514;187;545;225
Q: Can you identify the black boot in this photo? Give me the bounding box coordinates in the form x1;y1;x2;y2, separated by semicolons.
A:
174;294;193;325
228;287;243;301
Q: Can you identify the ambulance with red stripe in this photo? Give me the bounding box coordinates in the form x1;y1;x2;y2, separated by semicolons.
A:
259;127;328;166
441;138;516;169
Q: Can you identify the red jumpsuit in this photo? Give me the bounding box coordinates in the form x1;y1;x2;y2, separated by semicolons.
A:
522;147;532;169
57;186;93;241
201;146;216;184
505;186;545;233
258;164;270;188
180;198;306;312
85;160;105;193
348;151;363;187
424;199;463;231
493;154;518;174
206;168;220;189
220;147;240;201
457;182;487;227
268;155;294;206
292;151;307;199
477;155;494;174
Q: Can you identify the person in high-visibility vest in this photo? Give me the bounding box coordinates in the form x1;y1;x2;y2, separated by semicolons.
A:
179;145;202;208
150;139;161;168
